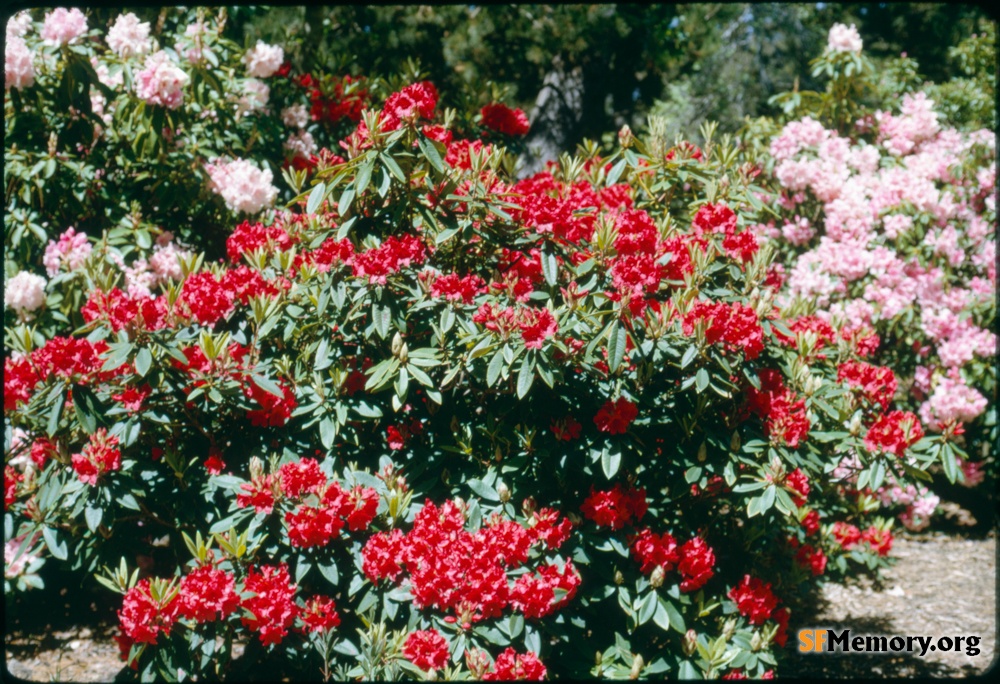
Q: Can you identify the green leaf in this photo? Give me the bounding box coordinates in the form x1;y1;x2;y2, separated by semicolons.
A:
85;504;103;533
601;448;622;479
606;158;627;185
663;597;686;632
467;479;500;502
134;348;152;377
416;135;445;173
314;338;331;371
487;349;505;388
306;181;326;214
636;591;657;626
541;250;558;286
42;527;68;560
320;417;337;449
47;387;66;437
694;368;709;393
380;152;406;182
251;374;285;399
516;355;535;399
338;186;356;216
72;384;107;434
608;322;627;373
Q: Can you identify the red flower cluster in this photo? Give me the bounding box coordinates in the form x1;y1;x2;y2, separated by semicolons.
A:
837;361;897;411
473;303;558;349
429;272;487;304
244;380;298;427
529;508;574;549
445;139;492;170
298;595;341;633
682;300;764;360
580;483;647;530
381;81;439;130
177;565;240;622
304;74;369;124
665;141;703;161
676;537;716;592
237;473;277;514
801;509;821;536
118;579;180;645
746;369;811;448
509;562;580;618
278;458;326;497
5;466;22;510
404;629;450;671
791;540;827;576
293;236;355;274
240;564;300;646
179;272;234;326
831;521;862;549
630;528;678;574
593;397;639;434
550;416;582;441
783;468;810;506
5;337;121;411
71;428;122;486
351;234;427;284
861;526;893;556
863;411;923;456
81;288;169;333
774;315;836;352
728;575;779;625
482;648;547;681
480;103;530;136
387;418;424;450
223;265;290;305
361;499;575;624
226;220;294;263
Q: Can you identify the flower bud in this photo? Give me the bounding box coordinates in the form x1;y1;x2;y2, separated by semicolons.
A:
614;570;624;585
399;342;408;364
495;445;503;462
697;442;707;462
521;496;537;517
391;331;404;356
683;629;698;657
730;431;741;452
848;413;862;436
722;617;737;640
248;456;264;480
618;124;634;149
629;654;644;680
497;482;511;503
567;512;582;525
650;565;666;588
750;630;763;652
424;667;438;681
466;649;490;679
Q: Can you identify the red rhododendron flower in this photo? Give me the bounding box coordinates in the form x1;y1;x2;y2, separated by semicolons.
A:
361;528;406;583
179;272;234;325
118;579;180;645
204;452;226;474
837;361;897;411
692;203;737;237
831;521;862;550
683;300;764;360
784;468;810;506
580;483;647;530
728;575;779;625
240;564;300;646
747;369;810;448
529;508;574;549
510;561;580;619
403;629;450;671
236;474;277;514
381;81;438;130
480;103;530;136
519;307;558;349
278;458;327;498
630;528;680;575
339;485;380;531
775;315;837;351
285;505;344;548
113;384;151;412
71;429;122;486
864;411;923;457
593;397;639;434
550;416;582;441
299;595;341;633
677;537;715;592
245;380;298;427
226;220;293;263
861;526;893;556
801;509;821;536
483;648;547;681
5;466;22;510
430;272;487;304
293;236;354;274
795;543;828;576
351;234;427;284
722;229;759;263
772;607;790;647
177;566;240;622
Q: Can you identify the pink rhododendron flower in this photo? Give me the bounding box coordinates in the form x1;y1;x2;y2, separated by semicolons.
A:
41;8;87;46
135;51;189;109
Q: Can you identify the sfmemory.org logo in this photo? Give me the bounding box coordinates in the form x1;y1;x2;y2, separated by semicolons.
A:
798;629;982;657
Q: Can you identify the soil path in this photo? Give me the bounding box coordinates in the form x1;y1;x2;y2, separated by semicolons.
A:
4;534;996;681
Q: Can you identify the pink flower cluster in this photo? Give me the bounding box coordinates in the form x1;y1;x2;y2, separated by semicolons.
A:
41;8;87;46
106;12;151;58
5;35;35;90
134;51;189;109
243;40;284;78
205;158;278;214
43;227;93;276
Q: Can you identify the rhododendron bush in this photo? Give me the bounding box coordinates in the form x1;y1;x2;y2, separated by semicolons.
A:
747;24;996;531
4;10;979;683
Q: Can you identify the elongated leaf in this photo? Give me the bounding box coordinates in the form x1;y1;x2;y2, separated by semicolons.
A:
355;159;373;196
134;348;152;377
608;322;627;373
306;181;326;214
487;349;505;388
516;355;535;399
602;449;622;479
47;387;66;437
416;135;444;173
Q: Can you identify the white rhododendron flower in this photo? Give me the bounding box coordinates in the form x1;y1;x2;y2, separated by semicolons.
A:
205;158;279;214
243;40;284;78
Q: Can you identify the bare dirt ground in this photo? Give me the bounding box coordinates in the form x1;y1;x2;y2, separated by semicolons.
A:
3;533;996;681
